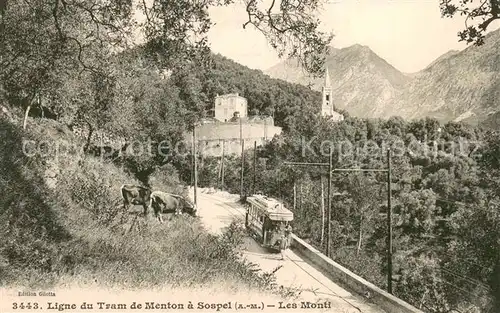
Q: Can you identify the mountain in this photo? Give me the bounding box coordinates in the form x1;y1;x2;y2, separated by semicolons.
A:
265;29;500;126
384;29;500;124
265;45;411;118
423;50;460;70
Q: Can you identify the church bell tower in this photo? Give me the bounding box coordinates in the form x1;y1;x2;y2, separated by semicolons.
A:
321;67;333;117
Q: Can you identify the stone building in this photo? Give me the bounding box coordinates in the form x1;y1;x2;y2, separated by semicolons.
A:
214;93;248;122
185;94;281;157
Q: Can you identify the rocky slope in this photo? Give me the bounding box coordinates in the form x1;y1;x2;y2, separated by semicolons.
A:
384;29;500;125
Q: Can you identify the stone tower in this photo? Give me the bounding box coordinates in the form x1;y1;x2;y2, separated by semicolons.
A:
321;67;333;117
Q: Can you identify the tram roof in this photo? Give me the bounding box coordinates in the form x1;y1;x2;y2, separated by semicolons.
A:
247;194;294;221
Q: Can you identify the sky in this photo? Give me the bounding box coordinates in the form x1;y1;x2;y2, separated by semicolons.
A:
206;0;500;73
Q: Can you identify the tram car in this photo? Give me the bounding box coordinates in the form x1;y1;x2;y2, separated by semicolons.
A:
245;194;294;252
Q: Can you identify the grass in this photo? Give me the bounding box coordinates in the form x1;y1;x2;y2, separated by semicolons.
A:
0;117;296;299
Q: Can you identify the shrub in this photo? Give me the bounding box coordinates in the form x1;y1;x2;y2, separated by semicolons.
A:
149;163;186;196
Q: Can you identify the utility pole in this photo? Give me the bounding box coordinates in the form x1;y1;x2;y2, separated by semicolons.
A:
240;116;244;199
320;176;325;248
327;146;333;258
253;141;257;195
284;148;394;294
387;148;393;294
220;140;225;190
240;138;245;199
299;183;303;213
293;182;297;211
239;115;243;144
284;159;333;257
190;143;194;186
193;125;198;206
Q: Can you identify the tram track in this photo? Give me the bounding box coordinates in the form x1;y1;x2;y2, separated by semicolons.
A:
196;191;378;313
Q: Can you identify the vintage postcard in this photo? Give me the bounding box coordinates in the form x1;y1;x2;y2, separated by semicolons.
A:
1;0;499;312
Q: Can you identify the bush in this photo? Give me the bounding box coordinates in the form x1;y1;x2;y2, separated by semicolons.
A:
60;162;122;226
149;163;186;196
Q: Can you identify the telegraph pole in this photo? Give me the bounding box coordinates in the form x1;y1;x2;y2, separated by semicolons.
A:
387;148;393;294
220;140;225;190
253;141;257;195
284;148;394;294
193;125;198;206
240;117;244;199
240;139;245;199
327;147;333;258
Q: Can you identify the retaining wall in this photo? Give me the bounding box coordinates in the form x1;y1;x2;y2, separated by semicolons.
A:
290;234;425;313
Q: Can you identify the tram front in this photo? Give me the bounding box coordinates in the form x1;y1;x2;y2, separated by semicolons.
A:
246;195;294;252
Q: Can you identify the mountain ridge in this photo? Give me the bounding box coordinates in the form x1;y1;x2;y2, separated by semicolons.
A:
265;43;412;118
385;28;500;124
264;28;500;126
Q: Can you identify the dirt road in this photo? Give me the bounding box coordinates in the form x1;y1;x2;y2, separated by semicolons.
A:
189;188;387;313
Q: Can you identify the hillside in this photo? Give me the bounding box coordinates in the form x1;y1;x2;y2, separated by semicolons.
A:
423;49;460;71
0;115;285;294
200;54;323;130
265;45;411;118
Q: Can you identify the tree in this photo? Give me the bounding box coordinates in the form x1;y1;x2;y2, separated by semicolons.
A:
440;0;500;45
138;0;332;75
341;174;382;256
1;0;132;100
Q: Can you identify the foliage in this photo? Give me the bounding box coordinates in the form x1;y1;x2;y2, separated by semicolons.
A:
0;0;332;116
2;0;500;309
180;115;500;312
140;0;332;75
201;54;322;131
440;0;500;46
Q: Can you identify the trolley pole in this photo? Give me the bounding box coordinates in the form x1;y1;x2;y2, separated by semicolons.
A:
253;141;257;195
193;125;198;206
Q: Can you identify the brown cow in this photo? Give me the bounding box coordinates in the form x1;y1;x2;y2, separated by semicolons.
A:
148;191;197;223
121;184;152;216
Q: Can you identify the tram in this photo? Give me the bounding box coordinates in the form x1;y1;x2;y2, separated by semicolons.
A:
245;194;294;252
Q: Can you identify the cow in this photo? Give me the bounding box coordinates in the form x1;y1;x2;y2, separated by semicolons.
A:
148;191;197;223
121;184;152;216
